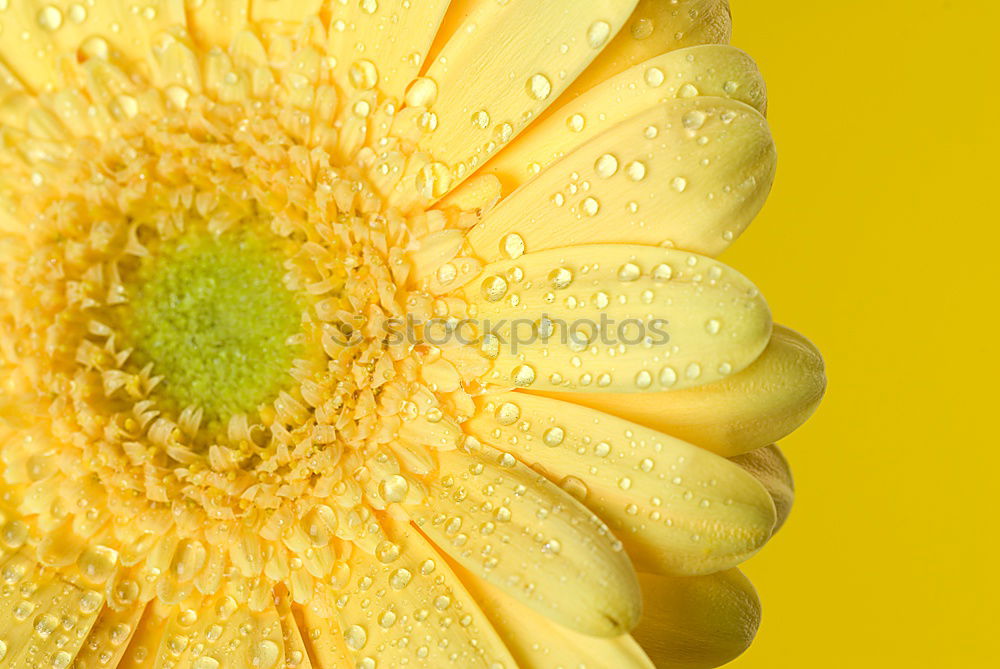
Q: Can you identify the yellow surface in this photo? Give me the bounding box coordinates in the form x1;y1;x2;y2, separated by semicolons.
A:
725;1;999;666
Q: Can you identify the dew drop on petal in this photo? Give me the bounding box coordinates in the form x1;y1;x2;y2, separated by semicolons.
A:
587;20;611;48
526;73;552;100
683;110;707;129
594;153;619;178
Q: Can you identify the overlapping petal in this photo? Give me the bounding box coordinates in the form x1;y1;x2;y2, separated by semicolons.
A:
403;441;642;636
545;324;825;455
633;568;761;669
462;244;772;394
465;392;776;575
468;95;775;258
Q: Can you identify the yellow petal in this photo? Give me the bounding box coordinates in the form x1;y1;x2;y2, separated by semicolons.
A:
568;0;733;99
544;324;825;456
185;0;251;51
417;0;640;184
403;442;641;636
0;0;188;93
153;589;286;668
327;0;451;102
333;515;517;668
469;97;775;257
456;560;655;668
118;601;171;669
296;587;354;669
72;603;147;669
462;244;772;393
731;444;795;533
251;0;323;24
0;549;103;668
482;45;768;194
466;392;776;575
633;569;761;669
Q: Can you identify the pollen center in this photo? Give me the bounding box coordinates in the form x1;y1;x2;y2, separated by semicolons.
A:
121;227;302;420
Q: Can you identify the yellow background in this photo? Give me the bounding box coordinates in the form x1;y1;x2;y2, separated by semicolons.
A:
723;1;999;666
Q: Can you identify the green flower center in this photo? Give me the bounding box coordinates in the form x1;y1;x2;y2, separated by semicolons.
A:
121;227;302;421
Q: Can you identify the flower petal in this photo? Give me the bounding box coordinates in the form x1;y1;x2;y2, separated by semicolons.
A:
153;589;286;668
72;603;147;669
403;441;641;636
0;0;188;93
0;548;104;668
462;244;772;393
416;0;640;184
118;601;171;669
633;569;761;669
185;0;251;50
465;392;776;575
332;515;517;668
731;444;795;533
543;324;825;455
568;0;733;98
481;45;768;194
455;560;656;668
469;97;774;257
326;0;451;102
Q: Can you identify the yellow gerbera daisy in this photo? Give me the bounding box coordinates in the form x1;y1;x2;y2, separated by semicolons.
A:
0;1;825;667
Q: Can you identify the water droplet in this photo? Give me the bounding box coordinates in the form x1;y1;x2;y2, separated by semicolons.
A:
659;366;678;386
543;427;565;447
644;67;665;87
193;656;220;669
511;365;536;387
379;475;410;503
594;442;611;457
567;113;586;132
685;363;702;379
251;640;280;669
389;568;412;590
635;370;653;389
526;73;552;100
37;6;63;31
549;267;573;289
631;18;654;40
618;477;633;490
683;110;706;129
496;402;520;425
481;275;508;302
639;458;655;472
678;83;700;98
652;263;673;281
344;625;368;650
405;77;438;107
349;59;379;90
723;80;740;95
471;109;490;128
501;233;525;259
560;475;589;500
671;176;688;192
618;262;641;282
375;541;400;563
587;20;611;48
360;0;378;14
595;153;619;178
705;319;721;334
581;197;600;216
626;161;647;181
67;3;87;23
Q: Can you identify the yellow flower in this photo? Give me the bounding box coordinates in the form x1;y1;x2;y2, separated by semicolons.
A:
0;1;824;667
